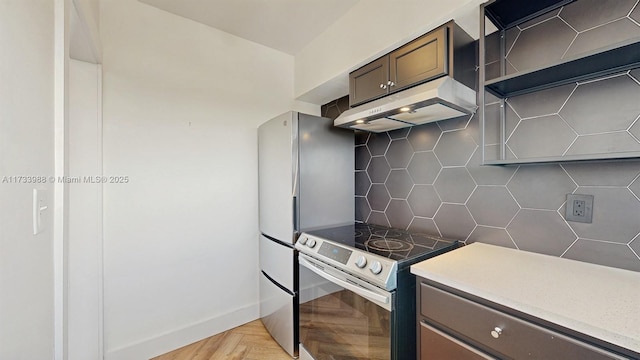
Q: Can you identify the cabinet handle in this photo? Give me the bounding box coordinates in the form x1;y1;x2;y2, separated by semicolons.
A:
387;80;395;87
491;327;502;339
379;83;387;89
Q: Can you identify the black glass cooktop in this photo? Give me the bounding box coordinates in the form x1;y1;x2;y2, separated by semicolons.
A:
304;223;458;269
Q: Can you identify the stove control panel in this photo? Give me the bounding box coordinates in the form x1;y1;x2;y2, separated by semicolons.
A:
296;233;398;291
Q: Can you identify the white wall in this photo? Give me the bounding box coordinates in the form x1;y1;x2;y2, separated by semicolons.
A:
100;1;301;358
294;0;486;104
0;1;55;359
68;58;102;360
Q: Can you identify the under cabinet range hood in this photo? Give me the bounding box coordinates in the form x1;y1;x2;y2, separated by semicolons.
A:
334;77;477;133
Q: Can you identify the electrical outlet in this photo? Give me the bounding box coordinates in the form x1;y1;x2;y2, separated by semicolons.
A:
566;194;593;223
573;199;585;217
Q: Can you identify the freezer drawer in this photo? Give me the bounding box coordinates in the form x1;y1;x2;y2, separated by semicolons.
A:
259;234;295;292
260;271;297;357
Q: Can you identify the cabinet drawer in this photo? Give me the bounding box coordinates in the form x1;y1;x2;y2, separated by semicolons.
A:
421;321;495;360
420;283;625;360
349;57;389;107
389;26;447;91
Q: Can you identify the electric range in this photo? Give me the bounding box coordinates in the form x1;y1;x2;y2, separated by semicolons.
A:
296;222;459;360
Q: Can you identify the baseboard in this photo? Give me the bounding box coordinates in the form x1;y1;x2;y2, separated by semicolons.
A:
104;303;259;360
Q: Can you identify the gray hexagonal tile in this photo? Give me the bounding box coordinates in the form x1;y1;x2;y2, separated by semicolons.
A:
386;170;413;199
434;168;476;204
386;139;414;169
368;211;390;227
407;151;441;185
507;115;576;158
483;103;501;145
388;127;410;139
565;132;640;156
484;30;501;64
630;117;640;141
367;184;390;212
564;19;640;59
434;129;477;166
355;131;369;145
507;209;576;256
630;176;640;199
507;164;577;210
508;84;575;119
632;3;640;24
560;75;640;135
408;123;441;151
466;112;481;146
519;8;561;29
631;68;640;83
433;204;476;241
563;239;640;272
504;103;521;141
482;103;520;147
355;171;371;197
367;132;390;156
386;200;413;230
631;236;640;257
467;186;519;227
562;162;640;186
468;226;517;249
437;114;472;132
467;148;518;185
355;145;371;171
505;26;520;55
355;196;371;222
407;185;441;218
568;187;640;243
507;17;577;72
367;156;390;183
559;0;636;32
408;217;440;237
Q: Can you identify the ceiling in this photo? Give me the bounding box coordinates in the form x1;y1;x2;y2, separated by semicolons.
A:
138;0;360;55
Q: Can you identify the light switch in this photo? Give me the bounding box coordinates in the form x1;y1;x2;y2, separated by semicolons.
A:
33;189;48;235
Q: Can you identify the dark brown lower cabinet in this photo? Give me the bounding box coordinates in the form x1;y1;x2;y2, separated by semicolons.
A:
417;281;629;360
420;322;494;360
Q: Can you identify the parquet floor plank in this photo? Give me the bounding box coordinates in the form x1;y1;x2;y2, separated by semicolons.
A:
151;320;292;360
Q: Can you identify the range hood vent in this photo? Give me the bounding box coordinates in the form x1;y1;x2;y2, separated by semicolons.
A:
334;77;477;133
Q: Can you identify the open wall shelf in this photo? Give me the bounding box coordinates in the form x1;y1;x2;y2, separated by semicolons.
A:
479;0;640;165
484;0;575;30
485;37;640;97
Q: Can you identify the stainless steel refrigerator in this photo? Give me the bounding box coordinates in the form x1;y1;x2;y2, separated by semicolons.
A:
258;111;354;357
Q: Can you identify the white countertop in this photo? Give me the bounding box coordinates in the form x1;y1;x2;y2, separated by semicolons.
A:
410;242;640;354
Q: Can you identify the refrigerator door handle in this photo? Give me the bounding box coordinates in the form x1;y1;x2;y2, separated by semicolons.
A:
292;196;298;233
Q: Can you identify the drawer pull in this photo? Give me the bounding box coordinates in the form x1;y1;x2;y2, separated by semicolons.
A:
491;327;502;339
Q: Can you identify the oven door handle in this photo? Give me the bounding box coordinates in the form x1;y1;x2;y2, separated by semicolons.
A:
299;255;392;311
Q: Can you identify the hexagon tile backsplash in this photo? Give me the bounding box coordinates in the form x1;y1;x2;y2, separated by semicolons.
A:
484;0;640;160
320;0;640;272
349;114;640;273
322;0;640;271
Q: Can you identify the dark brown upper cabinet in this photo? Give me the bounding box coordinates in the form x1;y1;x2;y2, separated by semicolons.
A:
389;26;447;91
349;57;389;106
349;21;476;108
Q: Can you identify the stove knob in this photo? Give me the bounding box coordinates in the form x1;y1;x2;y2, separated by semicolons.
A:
370;261;383;275
306;238;316;248
298;236;307;245
355;256;367;268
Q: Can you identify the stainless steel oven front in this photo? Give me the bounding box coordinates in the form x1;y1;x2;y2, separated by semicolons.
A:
298;253;395;360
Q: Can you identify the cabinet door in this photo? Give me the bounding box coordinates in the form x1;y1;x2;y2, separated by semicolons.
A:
389;26;448;91
349;57;389;107
420;322;496;360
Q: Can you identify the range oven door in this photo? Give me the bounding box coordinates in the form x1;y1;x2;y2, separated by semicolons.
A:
298;254;394;360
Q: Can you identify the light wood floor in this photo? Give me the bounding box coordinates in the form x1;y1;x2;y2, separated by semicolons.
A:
151;320;292;360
